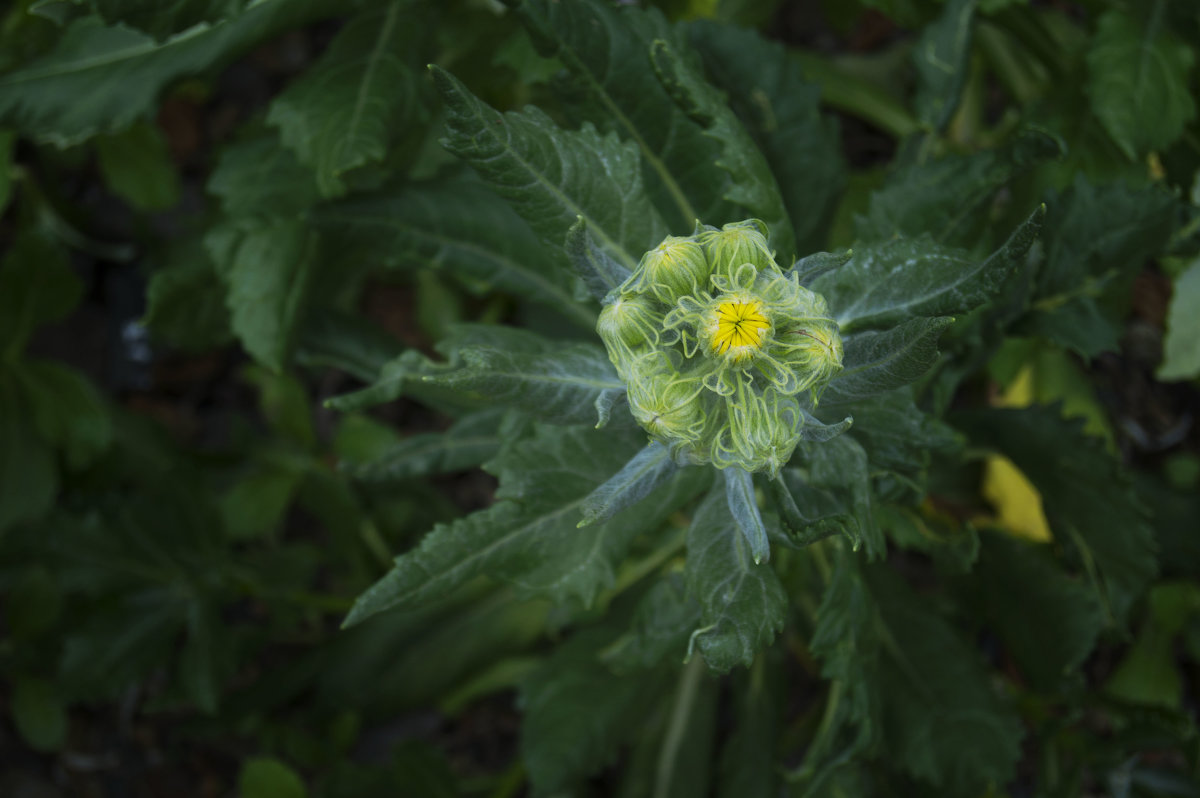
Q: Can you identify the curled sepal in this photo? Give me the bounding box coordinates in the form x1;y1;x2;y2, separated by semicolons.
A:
724;466;770;564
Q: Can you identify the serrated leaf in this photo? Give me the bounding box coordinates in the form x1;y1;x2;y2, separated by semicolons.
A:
90;0;248;41
855;129;1061;247
685;487;787;673
649;38;795;260
0;232;83;354
0;366;58;534
511;0;734;231
953;406;1157;624
868;565;1024;795
1023;177;1178;358
1086;7;1196;160
313;178;594;328
566;217;631;302
768;472;858;550
345;424;707;625
823;317;953;404
95;119;180;210
578;441;679;528
520;628;672;796
343;409;504;481
913;0;977;132
967;531;1104;691
17;359;112;469
268;5;416;196
841;387;958;482
798;434;883;557
686;22;845;254
208;221;317;372
1159;258;1200;380
0;2;334;144
424;339;624;426
143;238;233;351
723;466;769;564
816;205;1043;332
432;65;667;273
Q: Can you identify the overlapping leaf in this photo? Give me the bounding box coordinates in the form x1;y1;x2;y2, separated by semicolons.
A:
823;317;954;404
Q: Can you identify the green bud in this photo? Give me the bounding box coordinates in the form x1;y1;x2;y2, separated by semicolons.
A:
633;236;710;303
773;319;843;396
626;354;704;449
699;220;777;283
598;293;660;350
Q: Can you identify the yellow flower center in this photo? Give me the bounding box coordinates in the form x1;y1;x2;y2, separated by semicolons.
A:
711;300;769;358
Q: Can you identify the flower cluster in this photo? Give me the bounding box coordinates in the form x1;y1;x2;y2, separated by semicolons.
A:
598;220;843;475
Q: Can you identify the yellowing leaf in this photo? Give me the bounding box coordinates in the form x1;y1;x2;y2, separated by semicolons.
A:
982;454;1052;543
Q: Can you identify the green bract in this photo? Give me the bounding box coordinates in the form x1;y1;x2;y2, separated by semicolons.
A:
598;220;843;475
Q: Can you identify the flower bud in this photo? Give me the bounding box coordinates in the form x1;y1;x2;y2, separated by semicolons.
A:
634;236;710;303
598;293;660;350
700;220;777;283
773;319;843;396
626;355;704;448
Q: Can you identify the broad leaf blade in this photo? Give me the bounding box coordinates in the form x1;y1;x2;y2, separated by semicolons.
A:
578;441;679;528
685;487;787;673
565;217;632;302
913;0;977;132
432;65;668;273
823;317;954;404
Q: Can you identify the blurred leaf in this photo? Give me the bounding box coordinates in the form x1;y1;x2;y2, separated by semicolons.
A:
954;406;1157;624
0;232;83;354
143;238;233;351
913;0;977;132
1106;583;1200;709
1086;7;1196;160
268;5;417;196
1158;258;1200;380
716;656;780;798
220;464;302;541
0;2;335;144
90;0;250;40
798;434;883;557
17;358;112;468
0;129;16;215
95;119;180;210
968;531;1104;691
5;566;63;638
210;221;318;372
685;487;787;673
603;573;699;672
816;206;1044;332
432;65;668;273
11;676;67;752
686;22;845;254
510;0;734;231
650;657;718;798
342;408;504;481
649;38;795;260
242;366;315;449
982;454;1051;542
314;178;594;328
345;424;707;625
823;317;954;404
839;386;958;483
869;565;1024;796
208;132;321;221
0;366;58;534
295;309;403;383
240;757;307;798
180;601;221;713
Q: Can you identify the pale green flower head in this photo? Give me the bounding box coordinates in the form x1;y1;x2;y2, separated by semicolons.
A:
596;220;845;476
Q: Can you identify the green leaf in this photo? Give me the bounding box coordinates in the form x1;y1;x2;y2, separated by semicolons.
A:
0;232;83;355
823;317;954;404
95;119;180;210
716;656;781;798
1024;177;1178;358
0;2;334;144
686;22;845;254
510;0;734;231
208;221;317;372
342;409;505;481
89;0;249;41
0;129;16;216
565;216;632;302
869;565;1024;796
578;441;679;528
650;657;718;798
790;250;853;286
344;424;707;625
220;464;302;541
649;38;795;260
431;65;668;273
842;387;958;482
855;129;1061;247
797;434;883;557
953;406;1157;624
295;309;403;383
267;5;416;196
723;466;769;564
0;366;58;534
1159;258;1200;380
17;359;112;469
1086;7;1196;160
180;601;220;713
816;205;1044;332
423;338;624;426
913;0;977;132
11;676;67;752
208;131;320;221
5;566;63;639
602;574;700;671
1106;582;1200;708
143;238;233;351
685;487;787;673
324;349;462;413
239;757;307;798
520;628;671;795
241;365;315;449
966;530;1104;691
313;178;594;328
